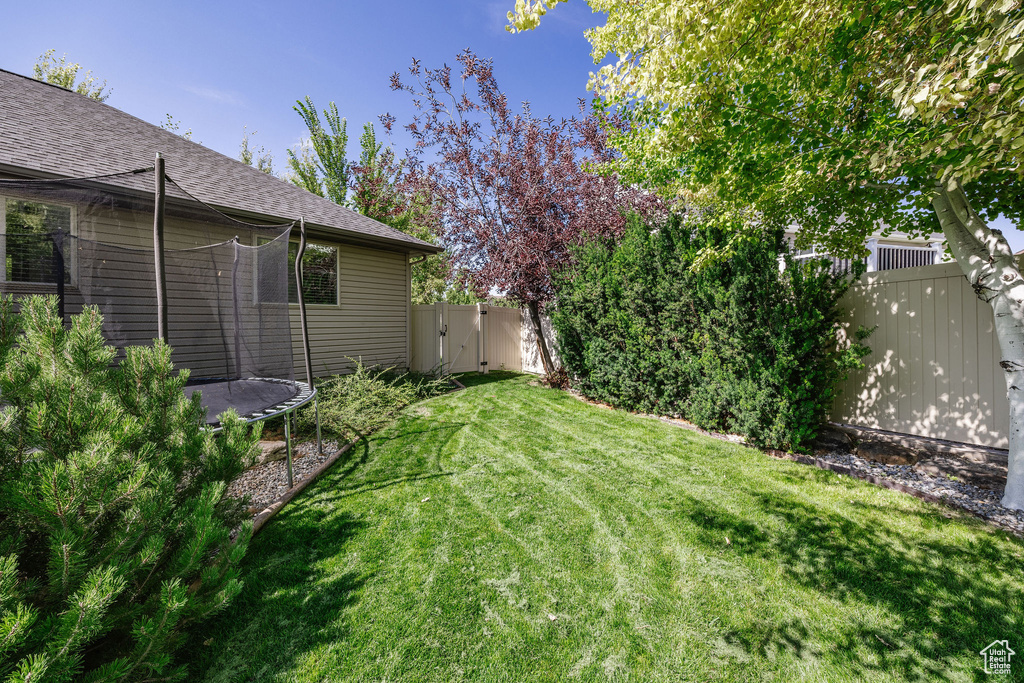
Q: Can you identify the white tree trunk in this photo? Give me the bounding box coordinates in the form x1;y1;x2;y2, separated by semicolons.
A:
932;181;1024;510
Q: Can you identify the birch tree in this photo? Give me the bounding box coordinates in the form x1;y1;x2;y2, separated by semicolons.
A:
239;127;274;175
510;0;1024;508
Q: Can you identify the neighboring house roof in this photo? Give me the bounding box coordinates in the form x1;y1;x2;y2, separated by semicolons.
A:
0;68;441;254
784;228;944;246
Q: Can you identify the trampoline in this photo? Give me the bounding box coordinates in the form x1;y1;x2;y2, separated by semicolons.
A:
0;157;323;486
184;378;313;426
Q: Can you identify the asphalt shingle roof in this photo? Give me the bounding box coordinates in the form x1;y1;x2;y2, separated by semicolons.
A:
0;68;441;253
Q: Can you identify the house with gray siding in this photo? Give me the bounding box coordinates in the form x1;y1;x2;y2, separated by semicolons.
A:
0;68;441;376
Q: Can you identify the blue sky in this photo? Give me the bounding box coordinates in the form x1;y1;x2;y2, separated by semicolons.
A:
0;0;601;174
1;0;1020;250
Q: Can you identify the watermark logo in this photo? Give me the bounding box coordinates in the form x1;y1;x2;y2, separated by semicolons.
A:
980;640;1015;676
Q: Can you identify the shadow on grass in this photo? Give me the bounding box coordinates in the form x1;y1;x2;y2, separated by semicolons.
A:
186;512;368;681
313;419;466;502
186;415;471;680
454;371;527;388
679;487;1022;681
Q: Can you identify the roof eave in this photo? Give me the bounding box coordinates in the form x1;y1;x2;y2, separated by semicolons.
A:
220;205;444;254
0;162;444;255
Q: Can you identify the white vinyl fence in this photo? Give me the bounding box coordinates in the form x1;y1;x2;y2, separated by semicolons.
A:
832;261;1008;448
410;263;1009;449
410;303;555;375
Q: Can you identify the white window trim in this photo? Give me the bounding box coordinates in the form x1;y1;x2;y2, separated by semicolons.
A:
254;234;340;308
291;238;340;308
0;195;78;286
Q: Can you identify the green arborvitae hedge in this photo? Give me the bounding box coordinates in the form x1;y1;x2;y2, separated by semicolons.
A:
0;295;259;682
551;216;869;451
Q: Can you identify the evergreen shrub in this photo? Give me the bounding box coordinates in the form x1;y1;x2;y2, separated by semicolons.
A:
0;295;259;682
297;360;451;441
551;216;870;450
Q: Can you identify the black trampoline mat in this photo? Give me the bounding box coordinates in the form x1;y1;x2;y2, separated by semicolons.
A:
184;378;299;424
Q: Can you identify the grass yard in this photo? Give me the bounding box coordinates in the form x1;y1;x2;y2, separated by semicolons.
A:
188;373;1024;682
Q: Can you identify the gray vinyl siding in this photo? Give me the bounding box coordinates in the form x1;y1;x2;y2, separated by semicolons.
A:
2;198;411;378
290;243;410;378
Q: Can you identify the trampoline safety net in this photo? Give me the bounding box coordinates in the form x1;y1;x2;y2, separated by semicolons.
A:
0;168;301;424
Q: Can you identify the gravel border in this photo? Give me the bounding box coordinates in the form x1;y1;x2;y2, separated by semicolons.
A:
226;440;340;515
797;450;1024;536
567;390;1024;537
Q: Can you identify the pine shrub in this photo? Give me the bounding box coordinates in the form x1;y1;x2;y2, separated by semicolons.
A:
551;216;870;451
297;360;451;441
0;295;259;682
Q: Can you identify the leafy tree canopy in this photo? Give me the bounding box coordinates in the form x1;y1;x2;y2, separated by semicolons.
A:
509;0;1024;260
32;49;110;102
287;97;350;206
286;99;471;304
160;113;194;142
390;50;663;371
239;126;274;175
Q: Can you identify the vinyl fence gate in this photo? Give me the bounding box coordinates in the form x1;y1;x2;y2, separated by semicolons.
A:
410;303;528;375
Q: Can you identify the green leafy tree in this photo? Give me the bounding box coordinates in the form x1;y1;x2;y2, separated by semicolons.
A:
350;123;476;304
286;97;350;205
239;127;274;175
288;97;474;305
160;114;194;142
0;296;258;681
32;50;110;101
511;0;1024;509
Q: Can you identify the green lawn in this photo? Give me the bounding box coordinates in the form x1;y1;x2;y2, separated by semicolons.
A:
188;372;1024;682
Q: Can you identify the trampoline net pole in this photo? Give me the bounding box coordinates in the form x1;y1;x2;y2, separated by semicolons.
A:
153;153;168;342
295;217;322;454
314;395;322;455
284;409;294;488
231;237;242;380
53;228;65;324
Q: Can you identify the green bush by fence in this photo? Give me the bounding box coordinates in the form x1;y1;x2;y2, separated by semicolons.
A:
0;295;259;682
551;216;869;450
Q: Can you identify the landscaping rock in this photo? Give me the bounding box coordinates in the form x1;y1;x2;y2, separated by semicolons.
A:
256;440;288;465
915;454;1008;492
810;427;853;455
813;450;1024;536
228;439;340;513
855;440;919;466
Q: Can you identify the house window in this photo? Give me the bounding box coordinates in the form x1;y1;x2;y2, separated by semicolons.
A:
1;198;74;285
289;241;338;306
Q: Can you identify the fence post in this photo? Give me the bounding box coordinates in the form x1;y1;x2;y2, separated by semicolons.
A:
443;303;452;374
866;238;879;272
477;302;489;374
930;241;944;264
434;301;445;375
